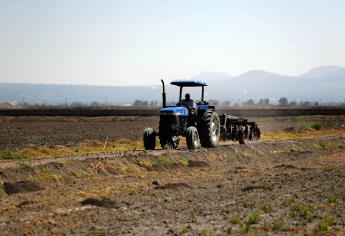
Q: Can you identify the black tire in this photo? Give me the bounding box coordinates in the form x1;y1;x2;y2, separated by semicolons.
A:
186;126;200;150
143;128;156;150
238;129;245;144
198;110;220;148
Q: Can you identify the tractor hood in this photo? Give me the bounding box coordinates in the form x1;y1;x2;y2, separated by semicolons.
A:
160;107;188;116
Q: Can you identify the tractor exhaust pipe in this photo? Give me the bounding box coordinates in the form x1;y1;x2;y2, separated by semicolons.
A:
161;79;166;108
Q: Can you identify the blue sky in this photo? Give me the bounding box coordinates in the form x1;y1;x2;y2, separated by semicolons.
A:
0;0;344;85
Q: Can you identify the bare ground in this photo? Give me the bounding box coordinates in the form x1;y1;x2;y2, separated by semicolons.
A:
1;115;345;150
1;136;345;235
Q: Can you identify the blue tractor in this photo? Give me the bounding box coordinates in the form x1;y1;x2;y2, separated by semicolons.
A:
143;79;221;150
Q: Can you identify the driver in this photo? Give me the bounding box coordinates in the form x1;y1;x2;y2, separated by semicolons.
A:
181;93;196;109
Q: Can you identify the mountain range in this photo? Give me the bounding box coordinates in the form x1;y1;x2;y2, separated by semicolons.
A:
204;65;345;103
0;65;344;105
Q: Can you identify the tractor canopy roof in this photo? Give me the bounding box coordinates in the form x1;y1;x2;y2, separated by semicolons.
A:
170;80;207;87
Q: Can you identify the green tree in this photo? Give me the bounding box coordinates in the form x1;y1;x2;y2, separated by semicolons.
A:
279;97;288;106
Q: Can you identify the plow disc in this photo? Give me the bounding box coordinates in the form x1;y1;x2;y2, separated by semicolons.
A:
219;113;261;144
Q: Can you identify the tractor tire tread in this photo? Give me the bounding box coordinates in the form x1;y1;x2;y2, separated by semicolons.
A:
198;110;220;148
186;126;199;150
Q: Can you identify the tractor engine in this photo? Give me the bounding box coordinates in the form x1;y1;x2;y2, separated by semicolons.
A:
158;107;188;148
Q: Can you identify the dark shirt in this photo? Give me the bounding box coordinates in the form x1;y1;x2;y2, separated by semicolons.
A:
181;99;196;109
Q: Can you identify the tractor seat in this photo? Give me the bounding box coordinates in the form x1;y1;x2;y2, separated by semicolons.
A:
197;101;208;105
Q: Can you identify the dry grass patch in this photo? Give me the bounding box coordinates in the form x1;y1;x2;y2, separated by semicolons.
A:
138;159;154;169
115;161;144;175
1;150;21;160
17;146;75;159
0;138;144;160
262;129;344;141
27;168;63;182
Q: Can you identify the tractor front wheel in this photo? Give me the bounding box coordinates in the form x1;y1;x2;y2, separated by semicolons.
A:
186;126;200;150
143;128;156;150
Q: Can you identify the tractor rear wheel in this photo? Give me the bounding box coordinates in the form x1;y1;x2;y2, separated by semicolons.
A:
198;110;220;148
186;126;200;150
143;128;156;150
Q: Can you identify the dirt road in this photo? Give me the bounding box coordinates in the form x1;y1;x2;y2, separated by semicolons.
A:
1;136;345;235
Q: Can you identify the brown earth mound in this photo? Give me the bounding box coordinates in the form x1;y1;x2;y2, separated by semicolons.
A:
3;181;43;195
0;136;344;235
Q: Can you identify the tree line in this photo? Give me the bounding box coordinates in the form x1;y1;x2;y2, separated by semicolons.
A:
132;97;326;107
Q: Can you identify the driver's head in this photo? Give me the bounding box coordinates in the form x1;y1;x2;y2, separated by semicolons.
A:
185;93;190;100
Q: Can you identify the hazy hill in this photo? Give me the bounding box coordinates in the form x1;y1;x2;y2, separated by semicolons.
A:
0;65;344;105
301;65;345;78
205;66;345;102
